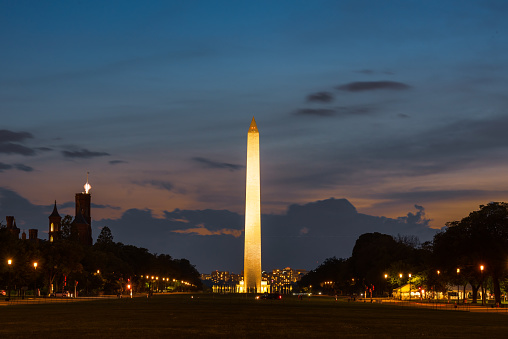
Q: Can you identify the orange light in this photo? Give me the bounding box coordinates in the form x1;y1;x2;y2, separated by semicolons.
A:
34;262;38;269
127;284;131;290
480;265;484;271
457;268;460;274
7;259;12;265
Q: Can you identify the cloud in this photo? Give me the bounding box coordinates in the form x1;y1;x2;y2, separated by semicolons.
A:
91;203;122;210
172;223;243;238
397;204;430;226
62;149;110;158
0;143;36;156
0;130;36;156
294;108;335;117
0;130;33;143
14;164;33;172
109;160;128;165
192;157;244;171
337;81;410;92
0;189;438;274
307;91;334;103
37;147;53;151
355;69;394;75
293;106;373;117
170;217;190;223
136;180;174;191
0;163;12;172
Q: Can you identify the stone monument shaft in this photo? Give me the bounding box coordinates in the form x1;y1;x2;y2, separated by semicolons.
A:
244;117;262;292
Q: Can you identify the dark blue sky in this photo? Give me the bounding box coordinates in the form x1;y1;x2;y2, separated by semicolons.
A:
2;1;508;273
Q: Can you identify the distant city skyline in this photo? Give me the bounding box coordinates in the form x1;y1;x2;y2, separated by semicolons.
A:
2;1;508;273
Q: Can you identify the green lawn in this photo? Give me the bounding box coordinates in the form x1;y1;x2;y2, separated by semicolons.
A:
1;294;507;338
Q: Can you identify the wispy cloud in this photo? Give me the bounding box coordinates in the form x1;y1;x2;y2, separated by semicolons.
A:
91;203;122;210
293;106;373;118
307;91;334;103
135;180;174;192
0;143;36;156
294;108;335;117
0;130;33;143
14;164;33;172
0;163;12;172
337;81;410;92
192;157;244;171
62;149;110;158
172;223;243;238
354;69;394;75
109;160;128;165
0;130;36;156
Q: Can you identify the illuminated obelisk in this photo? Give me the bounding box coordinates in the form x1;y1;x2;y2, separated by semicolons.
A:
244;117;262;293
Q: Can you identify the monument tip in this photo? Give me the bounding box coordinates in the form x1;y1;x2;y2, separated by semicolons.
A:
249;117;258;133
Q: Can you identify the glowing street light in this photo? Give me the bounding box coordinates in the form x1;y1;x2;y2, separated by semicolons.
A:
480;265;485;305
33;262;38;297
434;270;441;300
456;268;460;304
7;259;12;300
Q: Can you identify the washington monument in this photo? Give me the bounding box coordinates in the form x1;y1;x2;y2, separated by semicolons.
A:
244;117;262;292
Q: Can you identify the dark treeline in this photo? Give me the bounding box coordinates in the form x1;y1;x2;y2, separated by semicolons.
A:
299;202;508;304
0;218;201;297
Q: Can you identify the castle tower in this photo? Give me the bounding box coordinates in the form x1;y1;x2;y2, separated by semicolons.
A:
48;201;62;242
243;117;262;292
73;174;93;246
6;216;20;239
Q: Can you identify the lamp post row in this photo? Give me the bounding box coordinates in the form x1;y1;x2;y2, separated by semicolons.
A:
6;259;40;300
385;265;485;302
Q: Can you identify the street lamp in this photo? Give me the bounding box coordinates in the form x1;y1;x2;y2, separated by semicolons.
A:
408;273;412;301
7;259;12;300
456;268;460;304
399;273;403;300
435;270;440;300
33;262;38;297
480;265;485;305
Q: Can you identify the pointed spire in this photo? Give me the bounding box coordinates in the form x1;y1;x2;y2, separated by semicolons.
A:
84;171;91;194
248;116;258;133
50;200;61;218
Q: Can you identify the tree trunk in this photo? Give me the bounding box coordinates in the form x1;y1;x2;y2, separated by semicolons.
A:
493;271;502;305
471;284;479;303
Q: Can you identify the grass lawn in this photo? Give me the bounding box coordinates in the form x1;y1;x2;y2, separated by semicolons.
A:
1;294;507;338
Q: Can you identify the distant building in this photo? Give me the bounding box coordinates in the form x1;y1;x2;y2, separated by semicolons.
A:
4;215;39;243
5;216;20;238
207;267;307;294
2;176;93;246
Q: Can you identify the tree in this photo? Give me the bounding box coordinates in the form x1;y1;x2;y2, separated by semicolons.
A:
434;202;508;304
96;226;114;245
60;215;74;240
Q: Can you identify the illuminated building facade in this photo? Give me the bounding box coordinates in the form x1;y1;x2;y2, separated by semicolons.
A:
72;175;93;246
243;117;262;293
266;267;308;294
210;270;240;293
48;201;62;242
